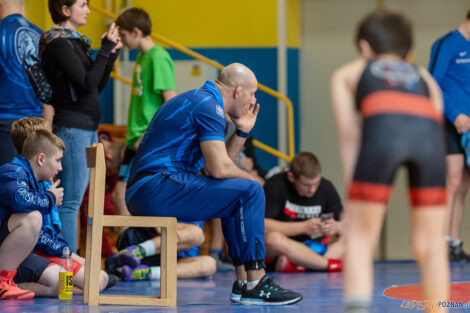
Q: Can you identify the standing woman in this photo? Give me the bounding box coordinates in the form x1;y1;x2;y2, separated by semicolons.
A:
39;0;122;252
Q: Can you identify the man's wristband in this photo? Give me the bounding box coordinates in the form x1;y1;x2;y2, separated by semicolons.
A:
235;129;250;138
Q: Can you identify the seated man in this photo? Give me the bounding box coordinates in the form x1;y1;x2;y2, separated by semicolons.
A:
264;152;343;272
101;139;216;279
125;63;302;305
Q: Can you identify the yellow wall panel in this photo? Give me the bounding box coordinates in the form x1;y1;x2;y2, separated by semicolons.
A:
24;0;299;48
25;0;109;48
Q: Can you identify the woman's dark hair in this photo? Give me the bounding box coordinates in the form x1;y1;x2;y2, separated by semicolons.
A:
355;9;412;59
48;0;88;24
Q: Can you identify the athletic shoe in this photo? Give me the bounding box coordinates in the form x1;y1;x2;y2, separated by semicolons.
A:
461;131;470;167
112;245;143;269
104;274;119;290
327;259;342;272
230;280;245;303
240;275;302;305
121;265;151;281
449;242;470;262
0;270;35;300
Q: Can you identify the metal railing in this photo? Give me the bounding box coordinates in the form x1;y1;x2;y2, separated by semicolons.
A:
90;3;295;162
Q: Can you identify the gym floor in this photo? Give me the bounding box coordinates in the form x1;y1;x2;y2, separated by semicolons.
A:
5;261;470;313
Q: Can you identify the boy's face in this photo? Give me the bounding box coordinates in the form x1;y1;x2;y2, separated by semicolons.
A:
37;148;63;182
118;28;139;50
288;172;322;198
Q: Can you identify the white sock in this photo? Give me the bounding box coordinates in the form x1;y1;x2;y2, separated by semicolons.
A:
149;266;160;280
246;280;260;290
451;239;462;247
139;240;156;257
238;280;247;285
345;295;371;313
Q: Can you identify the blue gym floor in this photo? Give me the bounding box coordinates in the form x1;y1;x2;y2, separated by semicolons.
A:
4;261;470;313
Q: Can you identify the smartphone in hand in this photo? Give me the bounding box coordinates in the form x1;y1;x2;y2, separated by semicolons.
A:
321;213;334;222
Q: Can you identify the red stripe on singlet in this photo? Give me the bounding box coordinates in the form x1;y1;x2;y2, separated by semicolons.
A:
409;187;447;207
348;181;392;204
361;91;442;122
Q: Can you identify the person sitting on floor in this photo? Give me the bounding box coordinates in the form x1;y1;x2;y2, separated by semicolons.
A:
8;121;115;295
108;222;216;280
264;152;344;272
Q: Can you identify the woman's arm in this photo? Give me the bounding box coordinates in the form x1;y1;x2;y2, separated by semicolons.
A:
47;37;116;93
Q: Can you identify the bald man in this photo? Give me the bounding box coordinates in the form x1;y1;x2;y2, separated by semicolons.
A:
125;63;302;305
0;0;47;166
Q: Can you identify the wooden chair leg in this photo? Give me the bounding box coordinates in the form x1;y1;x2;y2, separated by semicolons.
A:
161;218;177;306
87;217;105;305
83;221;93;304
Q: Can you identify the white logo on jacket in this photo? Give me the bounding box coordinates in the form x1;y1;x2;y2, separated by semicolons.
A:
216;105;224;117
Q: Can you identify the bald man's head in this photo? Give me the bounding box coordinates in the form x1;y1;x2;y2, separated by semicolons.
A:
0;0;23;7
0;0;23;18
217;63;257;88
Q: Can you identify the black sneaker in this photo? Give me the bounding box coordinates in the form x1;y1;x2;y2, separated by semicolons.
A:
449;242;470;262
240;275;302;305
230;280;245;303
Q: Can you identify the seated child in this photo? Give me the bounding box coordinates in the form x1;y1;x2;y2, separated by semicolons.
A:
9;119;115;295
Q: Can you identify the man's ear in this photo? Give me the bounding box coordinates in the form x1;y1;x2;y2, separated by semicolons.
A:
37;153;46;166
233;86;242;99
287;171;295;183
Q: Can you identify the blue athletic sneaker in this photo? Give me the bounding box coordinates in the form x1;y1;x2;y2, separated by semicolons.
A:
461;131;470;167
240;275;302;305
230;280;245;303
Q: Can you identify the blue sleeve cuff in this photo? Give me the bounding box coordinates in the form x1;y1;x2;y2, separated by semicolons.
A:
199;135;225;142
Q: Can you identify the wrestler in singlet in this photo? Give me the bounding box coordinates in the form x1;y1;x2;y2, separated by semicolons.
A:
348;59;447;207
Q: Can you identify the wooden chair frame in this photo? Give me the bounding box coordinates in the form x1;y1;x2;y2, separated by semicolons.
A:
83;143;177;306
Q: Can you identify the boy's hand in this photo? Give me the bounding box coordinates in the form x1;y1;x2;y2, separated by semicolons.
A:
319;219;340;236
48;179;64;207
303;218;322;236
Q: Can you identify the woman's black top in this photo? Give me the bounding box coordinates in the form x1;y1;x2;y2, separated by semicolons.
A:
43;37;118;130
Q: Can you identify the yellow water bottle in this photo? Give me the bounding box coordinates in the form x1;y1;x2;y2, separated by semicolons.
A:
58;247;73;300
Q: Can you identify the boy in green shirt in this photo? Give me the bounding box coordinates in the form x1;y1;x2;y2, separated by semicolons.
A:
114;7;177;215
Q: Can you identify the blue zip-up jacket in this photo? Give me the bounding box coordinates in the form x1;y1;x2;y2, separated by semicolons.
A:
0;156;68;256
36;181;68;256
0;156;54;223
429;29;470;123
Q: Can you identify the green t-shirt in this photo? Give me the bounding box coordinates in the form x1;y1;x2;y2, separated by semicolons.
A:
125;45;176;149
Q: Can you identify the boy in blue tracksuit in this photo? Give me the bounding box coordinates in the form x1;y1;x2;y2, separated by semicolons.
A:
10;117;68;257
0;129;64;299
6;119;113;295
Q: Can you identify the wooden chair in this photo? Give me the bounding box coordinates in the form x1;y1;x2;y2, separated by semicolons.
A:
83;143;177;306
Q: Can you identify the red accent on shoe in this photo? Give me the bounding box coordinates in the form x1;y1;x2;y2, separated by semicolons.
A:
278;257;306;273
327;259;342;272
0;270;35;300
